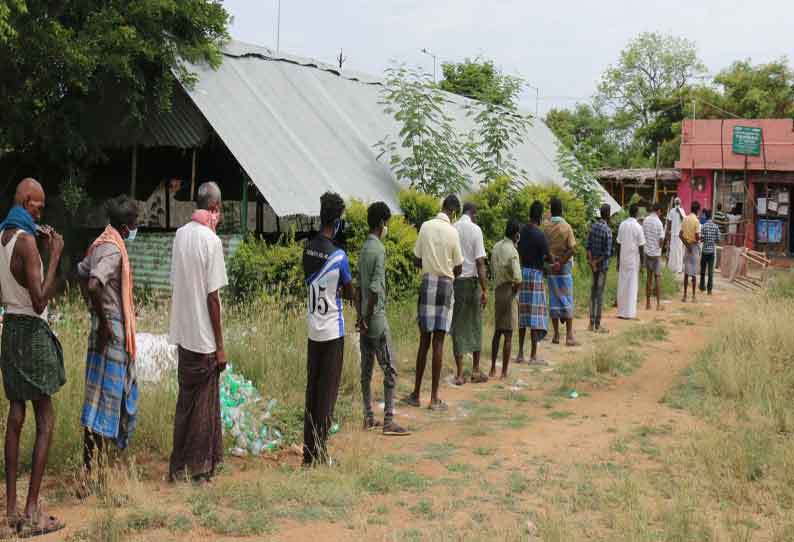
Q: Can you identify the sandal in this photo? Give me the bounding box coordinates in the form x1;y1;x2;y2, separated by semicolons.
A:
429;400;449;412
528;358;548;366
565;339;581;347
383;422;411;436
551;337;561;345
363;418;383;431
400;394;421;408
453;376;466;386
17;510;65;539
470;372;489;384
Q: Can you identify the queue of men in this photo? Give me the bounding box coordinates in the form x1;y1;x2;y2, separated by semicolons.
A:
0;177;723;535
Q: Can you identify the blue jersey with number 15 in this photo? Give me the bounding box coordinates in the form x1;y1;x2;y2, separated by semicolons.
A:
303;234;352;342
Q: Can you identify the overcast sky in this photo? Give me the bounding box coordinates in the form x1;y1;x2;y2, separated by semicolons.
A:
223;0;792;115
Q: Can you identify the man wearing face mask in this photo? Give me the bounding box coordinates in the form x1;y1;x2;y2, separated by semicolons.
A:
302;192;355;465
0;178;65;536
356;202;410;436
168;182;229;483
77;195;140;488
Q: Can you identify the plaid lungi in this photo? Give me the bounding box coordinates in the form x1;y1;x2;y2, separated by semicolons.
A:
518;268;548;337
548;262;574;321
1;314;65;402
684;244;701;276
451;277;482;355
417;274;454;333
81;314;139;449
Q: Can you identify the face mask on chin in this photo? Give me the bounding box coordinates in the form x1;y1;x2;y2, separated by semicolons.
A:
126;228;138;242
381;225;389;239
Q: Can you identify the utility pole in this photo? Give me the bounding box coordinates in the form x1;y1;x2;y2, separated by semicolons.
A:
275;0;281;53
421;48;437;83
527;84;540;117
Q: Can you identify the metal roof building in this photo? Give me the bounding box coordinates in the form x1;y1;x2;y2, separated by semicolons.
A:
176;40;618;217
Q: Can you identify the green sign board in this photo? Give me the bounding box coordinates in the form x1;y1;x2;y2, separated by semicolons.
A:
732;126;762;156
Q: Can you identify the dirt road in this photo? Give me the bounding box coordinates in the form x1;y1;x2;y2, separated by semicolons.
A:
32;281;741;542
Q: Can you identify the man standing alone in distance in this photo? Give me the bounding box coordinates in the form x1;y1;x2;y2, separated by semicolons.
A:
586;204;613;333
642;203;666;311
302;192;354;465
451;202;488;385
616;203;646;320
489;219;522;379
544;197;579;346
356;202;410;436
404;195;463;412
699;209;720;295
1;179;65;536
169;182;229;483
680;201;702;303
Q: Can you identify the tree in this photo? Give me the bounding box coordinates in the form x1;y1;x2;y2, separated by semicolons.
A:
464;73;532;185
596;32;706;129
440;58;517;106
0;0;230;168
375;65;469;197
545;104;624;169
713;58;794;118
555;142;602;223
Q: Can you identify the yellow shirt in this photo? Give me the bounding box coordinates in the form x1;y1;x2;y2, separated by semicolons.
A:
681;214;701;244
413;213;464;279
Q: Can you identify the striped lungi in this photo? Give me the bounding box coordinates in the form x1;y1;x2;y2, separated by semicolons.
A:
518;268;548;337
81;314;139;449
548;262;574;321
417;274;454;333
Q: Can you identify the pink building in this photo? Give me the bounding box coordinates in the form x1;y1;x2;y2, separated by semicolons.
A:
675;119;794;254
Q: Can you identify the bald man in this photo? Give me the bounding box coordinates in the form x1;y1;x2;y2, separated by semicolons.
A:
0;179;65;536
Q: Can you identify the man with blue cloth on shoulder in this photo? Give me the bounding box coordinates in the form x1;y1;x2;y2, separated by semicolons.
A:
0;178;66;538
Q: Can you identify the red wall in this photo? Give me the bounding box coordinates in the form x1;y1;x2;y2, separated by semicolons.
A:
677;169;714;212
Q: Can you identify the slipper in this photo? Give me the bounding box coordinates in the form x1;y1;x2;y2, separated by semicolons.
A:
428;400;448;412
470;373;489;384
383;423;411;436
514;357;526;364
596;327;610;334
565;340;581;347
453;376;466;386
400;394;421;408
363;418;383;431
551;338;561;345
528;358;548;366
17;510;65;539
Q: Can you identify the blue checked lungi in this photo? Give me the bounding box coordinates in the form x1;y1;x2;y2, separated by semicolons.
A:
518;268;548;338
548;261;574;321
81;314;139;449
417;274;454;333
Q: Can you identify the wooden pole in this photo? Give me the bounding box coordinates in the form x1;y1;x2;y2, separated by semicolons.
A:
130;146;138;198
240;176;249;234
190;149;197;200
653;143;660;204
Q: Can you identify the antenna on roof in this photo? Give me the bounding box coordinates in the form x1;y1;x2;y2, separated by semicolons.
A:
275;0;281;53
337;49;347;70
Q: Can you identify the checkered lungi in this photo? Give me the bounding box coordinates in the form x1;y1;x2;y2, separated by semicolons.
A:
548;262;574;321
417;274;454;333
684;244;701;276
81;314;138;449
518;268;548;337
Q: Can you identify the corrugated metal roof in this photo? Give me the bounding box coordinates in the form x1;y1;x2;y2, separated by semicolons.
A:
180;40;619;216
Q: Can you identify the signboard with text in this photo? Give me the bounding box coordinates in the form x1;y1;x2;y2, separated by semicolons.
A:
732;126;762;156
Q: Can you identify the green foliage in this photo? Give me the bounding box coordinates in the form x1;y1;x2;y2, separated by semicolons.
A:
713;58;794;118
555;143;602;222
545;104;624;169
439;57;517;106
398;189;440;229
375;65;469;197
0;0;230;168
467;177;588;253
228;200;420;301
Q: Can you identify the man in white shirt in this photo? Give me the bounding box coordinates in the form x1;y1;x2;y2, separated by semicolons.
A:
616;204;646;320
666;197;685;274
168;182;229;483
642;203;666;311
451;202;488;385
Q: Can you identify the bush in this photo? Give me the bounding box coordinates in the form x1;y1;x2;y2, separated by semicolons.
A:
398;189;440;230
228;200;420;301
467;176;589;254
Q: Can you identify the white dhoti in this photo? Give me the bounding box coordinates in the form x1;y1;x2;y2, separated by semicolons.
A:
668;237;684;274
616;217;646;320
617;265;640;319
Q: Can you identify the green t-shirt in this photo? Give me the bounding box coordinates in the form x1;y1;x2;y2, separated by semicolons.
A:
358;234;387;338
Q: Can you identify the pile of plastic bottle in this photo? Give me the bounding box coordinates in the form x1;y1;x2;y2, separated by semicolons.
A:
219;364;283;457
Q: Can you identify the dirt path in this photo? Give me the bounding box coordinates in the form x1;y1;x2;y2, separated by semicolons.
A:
31;280;742;542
